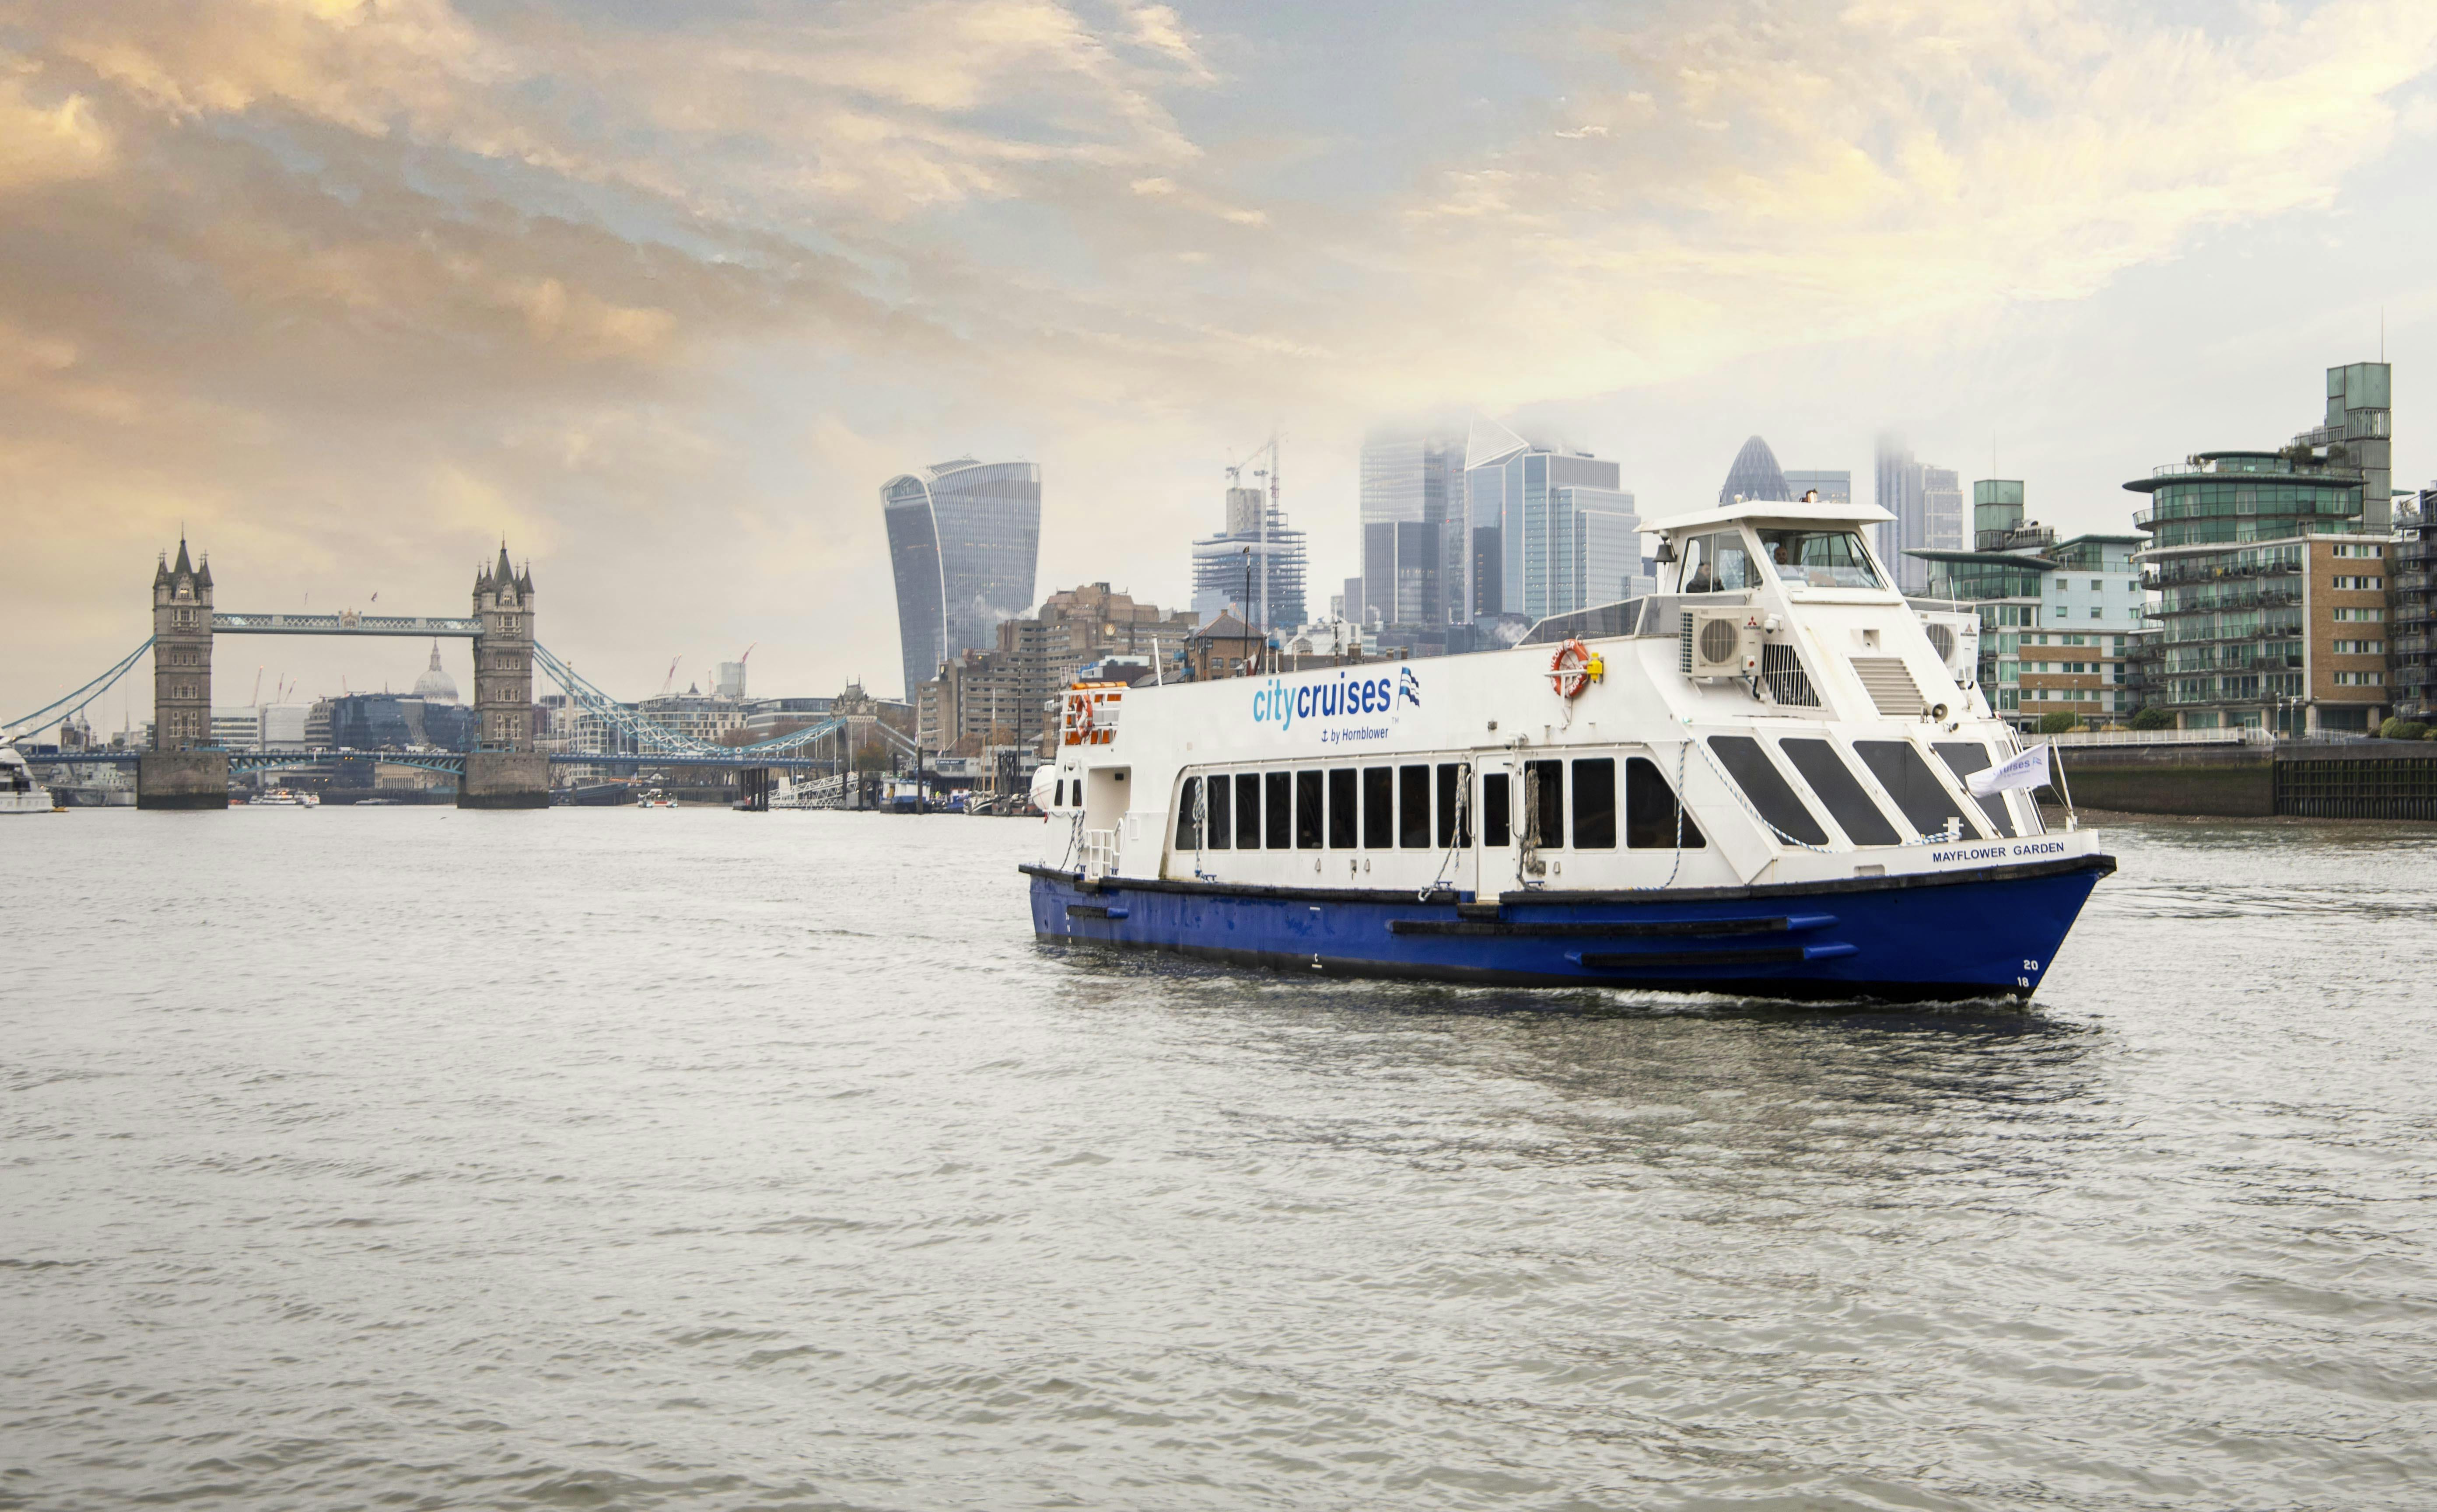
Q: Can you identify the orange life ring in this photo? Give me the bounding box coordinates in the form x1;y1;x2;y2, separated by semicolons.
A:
1066;693;1094;746
1548;638;1600;699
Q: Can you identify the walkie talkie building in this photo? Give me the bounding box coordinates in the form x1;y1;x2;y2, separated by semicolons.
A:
882;458;1042;699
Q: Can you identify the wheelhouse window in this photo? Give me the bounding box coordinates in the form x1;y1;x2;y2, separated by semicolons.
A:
1398;765;1432;848
1754;528;1885;589
1681;530;1754;593
1327;769;1357;847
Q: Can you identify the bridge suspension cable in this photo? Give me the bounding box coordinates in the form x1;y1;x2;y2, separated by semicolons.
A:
4;637;155;741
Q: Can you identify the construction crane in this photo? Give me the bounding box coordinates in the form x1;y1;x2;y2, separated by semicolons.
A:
658;657;683;697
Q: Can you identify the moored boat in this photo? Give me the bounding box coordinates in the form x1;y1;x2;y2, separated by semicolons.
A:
0;746;57;814
1023;495;2112;1002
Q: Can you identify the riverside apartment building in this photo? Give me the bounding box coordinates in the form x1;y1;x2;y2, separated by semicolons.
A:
2123;361;2395;734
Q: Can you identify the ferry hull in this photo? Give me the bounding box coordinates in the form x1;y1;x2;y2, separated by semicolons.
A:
1024;855;2114;1003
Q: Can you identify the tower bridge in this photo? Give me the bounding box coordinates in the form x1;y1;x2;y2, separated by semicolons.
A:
6;540;911;809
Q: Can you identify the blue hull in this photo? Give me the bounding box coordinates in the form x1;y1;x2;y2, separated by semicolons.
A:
1023;856;2113;1002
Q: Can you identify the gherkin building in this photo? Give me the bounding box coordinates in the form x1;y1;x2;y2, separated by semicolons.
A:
1718;435;1791;505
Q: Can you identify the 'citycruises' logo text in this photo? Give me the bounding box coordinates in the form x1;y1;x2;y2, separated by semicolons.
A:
1251;666;1421;742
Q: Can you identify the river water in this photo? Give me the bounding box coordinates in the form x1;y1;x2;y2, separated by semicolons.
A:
3;809;2432;1511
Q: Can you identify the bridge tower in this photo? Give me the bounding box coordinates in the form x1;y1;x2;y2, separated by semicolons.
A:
138;538;229;808
459;542;548;808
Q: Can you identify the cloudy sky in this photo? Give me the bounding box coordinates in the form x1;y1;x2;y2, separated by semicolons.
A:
5;0;2437;718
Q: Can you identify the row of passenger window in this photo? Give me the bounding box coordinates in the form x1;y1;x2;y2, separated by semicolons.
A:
1173;757;1707;854
1705;735;2017;846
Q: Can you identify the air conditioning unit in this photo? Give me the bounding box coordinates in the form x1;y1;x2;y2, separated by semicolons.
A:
1683;609;1761;678
1915;609;1980;689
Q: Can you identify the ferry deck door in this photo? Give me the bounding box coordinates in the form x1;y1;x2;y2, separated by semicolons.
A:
1081;766;1132;876
1472;756;1515;900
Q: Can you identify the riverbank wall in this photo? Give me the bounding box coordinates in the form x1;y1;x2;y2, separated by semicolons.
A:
2047;737;2437;821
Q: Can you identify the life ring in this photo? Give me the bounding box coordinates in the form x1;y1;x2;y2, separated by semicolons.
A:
1066;693;1094;746
1548;638;1603;699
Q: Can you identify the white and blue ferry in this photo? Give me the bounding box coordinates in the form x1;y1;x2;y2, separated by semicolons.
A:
1024;496;2112;1001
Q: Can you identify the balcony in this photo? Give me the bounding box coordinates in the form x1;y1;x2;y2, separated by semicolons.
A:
2150;588;2304;616
2141;560;2302;588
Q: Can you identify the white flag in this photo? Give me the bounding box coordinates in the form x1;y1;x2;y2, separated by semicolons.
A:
1969;743;2051;797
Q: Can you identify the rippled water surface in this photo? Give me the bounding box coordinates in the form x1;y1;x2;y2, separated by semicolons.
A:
4;809;2434;1511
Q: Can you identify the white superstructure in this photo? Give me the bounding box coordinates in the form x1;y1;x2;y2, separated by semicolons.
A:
1037;497;2103;895
1;746;55;814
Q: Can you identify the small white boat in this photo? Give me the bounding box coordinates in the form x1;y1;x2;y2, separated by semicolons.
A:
637;788;677;808
0;747;56;814
252;788;319;808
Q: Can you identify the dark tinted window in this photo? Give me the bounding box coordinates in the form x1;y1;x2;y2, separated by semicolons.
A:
1625;756;1705;848
1053;780;1064;806
1295;770;1324;849
1706;736;1829;846
1778;739;1900;846
1175;776;1200;850
1362;767;1394;848
1399;765;1432;848
1572;758;1617;848
1206;772;1232;849
1234;772;1261;849
1265;771;1292;850
1933;742;2016;837
1435;764;1471;847
1524;760;1565;849
1327;769;1357;847
1483;773;1512;847
1853;740;1982;840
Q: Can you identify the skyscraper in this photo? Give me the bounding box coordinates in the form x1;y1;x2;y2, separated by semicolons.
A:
1357;421;1468;626
1190;480;1308;632
1873;436;1958;594
882;458;1042;700
1922;467;1966;556
1717;436;1791;504
1464;417;1642;624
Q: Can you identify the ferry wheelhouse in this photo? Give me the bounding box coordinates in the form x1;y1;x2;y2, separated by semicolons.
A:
1023;498;2112;1001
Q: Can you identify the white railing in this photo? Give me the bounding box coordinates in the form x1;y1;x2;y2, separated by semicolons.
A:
2027;728;2269;748
1080;828;1119;880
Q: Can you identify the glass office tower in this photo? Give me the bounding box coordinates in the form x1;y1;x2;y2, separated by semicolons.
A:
1464;418;1639;625
1358;422;1468;626
882;458;1042;699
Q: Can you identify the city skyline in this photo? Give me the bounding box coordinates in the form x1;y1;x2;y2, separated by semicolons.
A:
6;2;2437;714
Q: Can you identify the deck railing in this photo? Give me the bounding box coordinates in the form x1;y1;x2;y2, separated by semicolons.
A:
1080;828;1119;881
